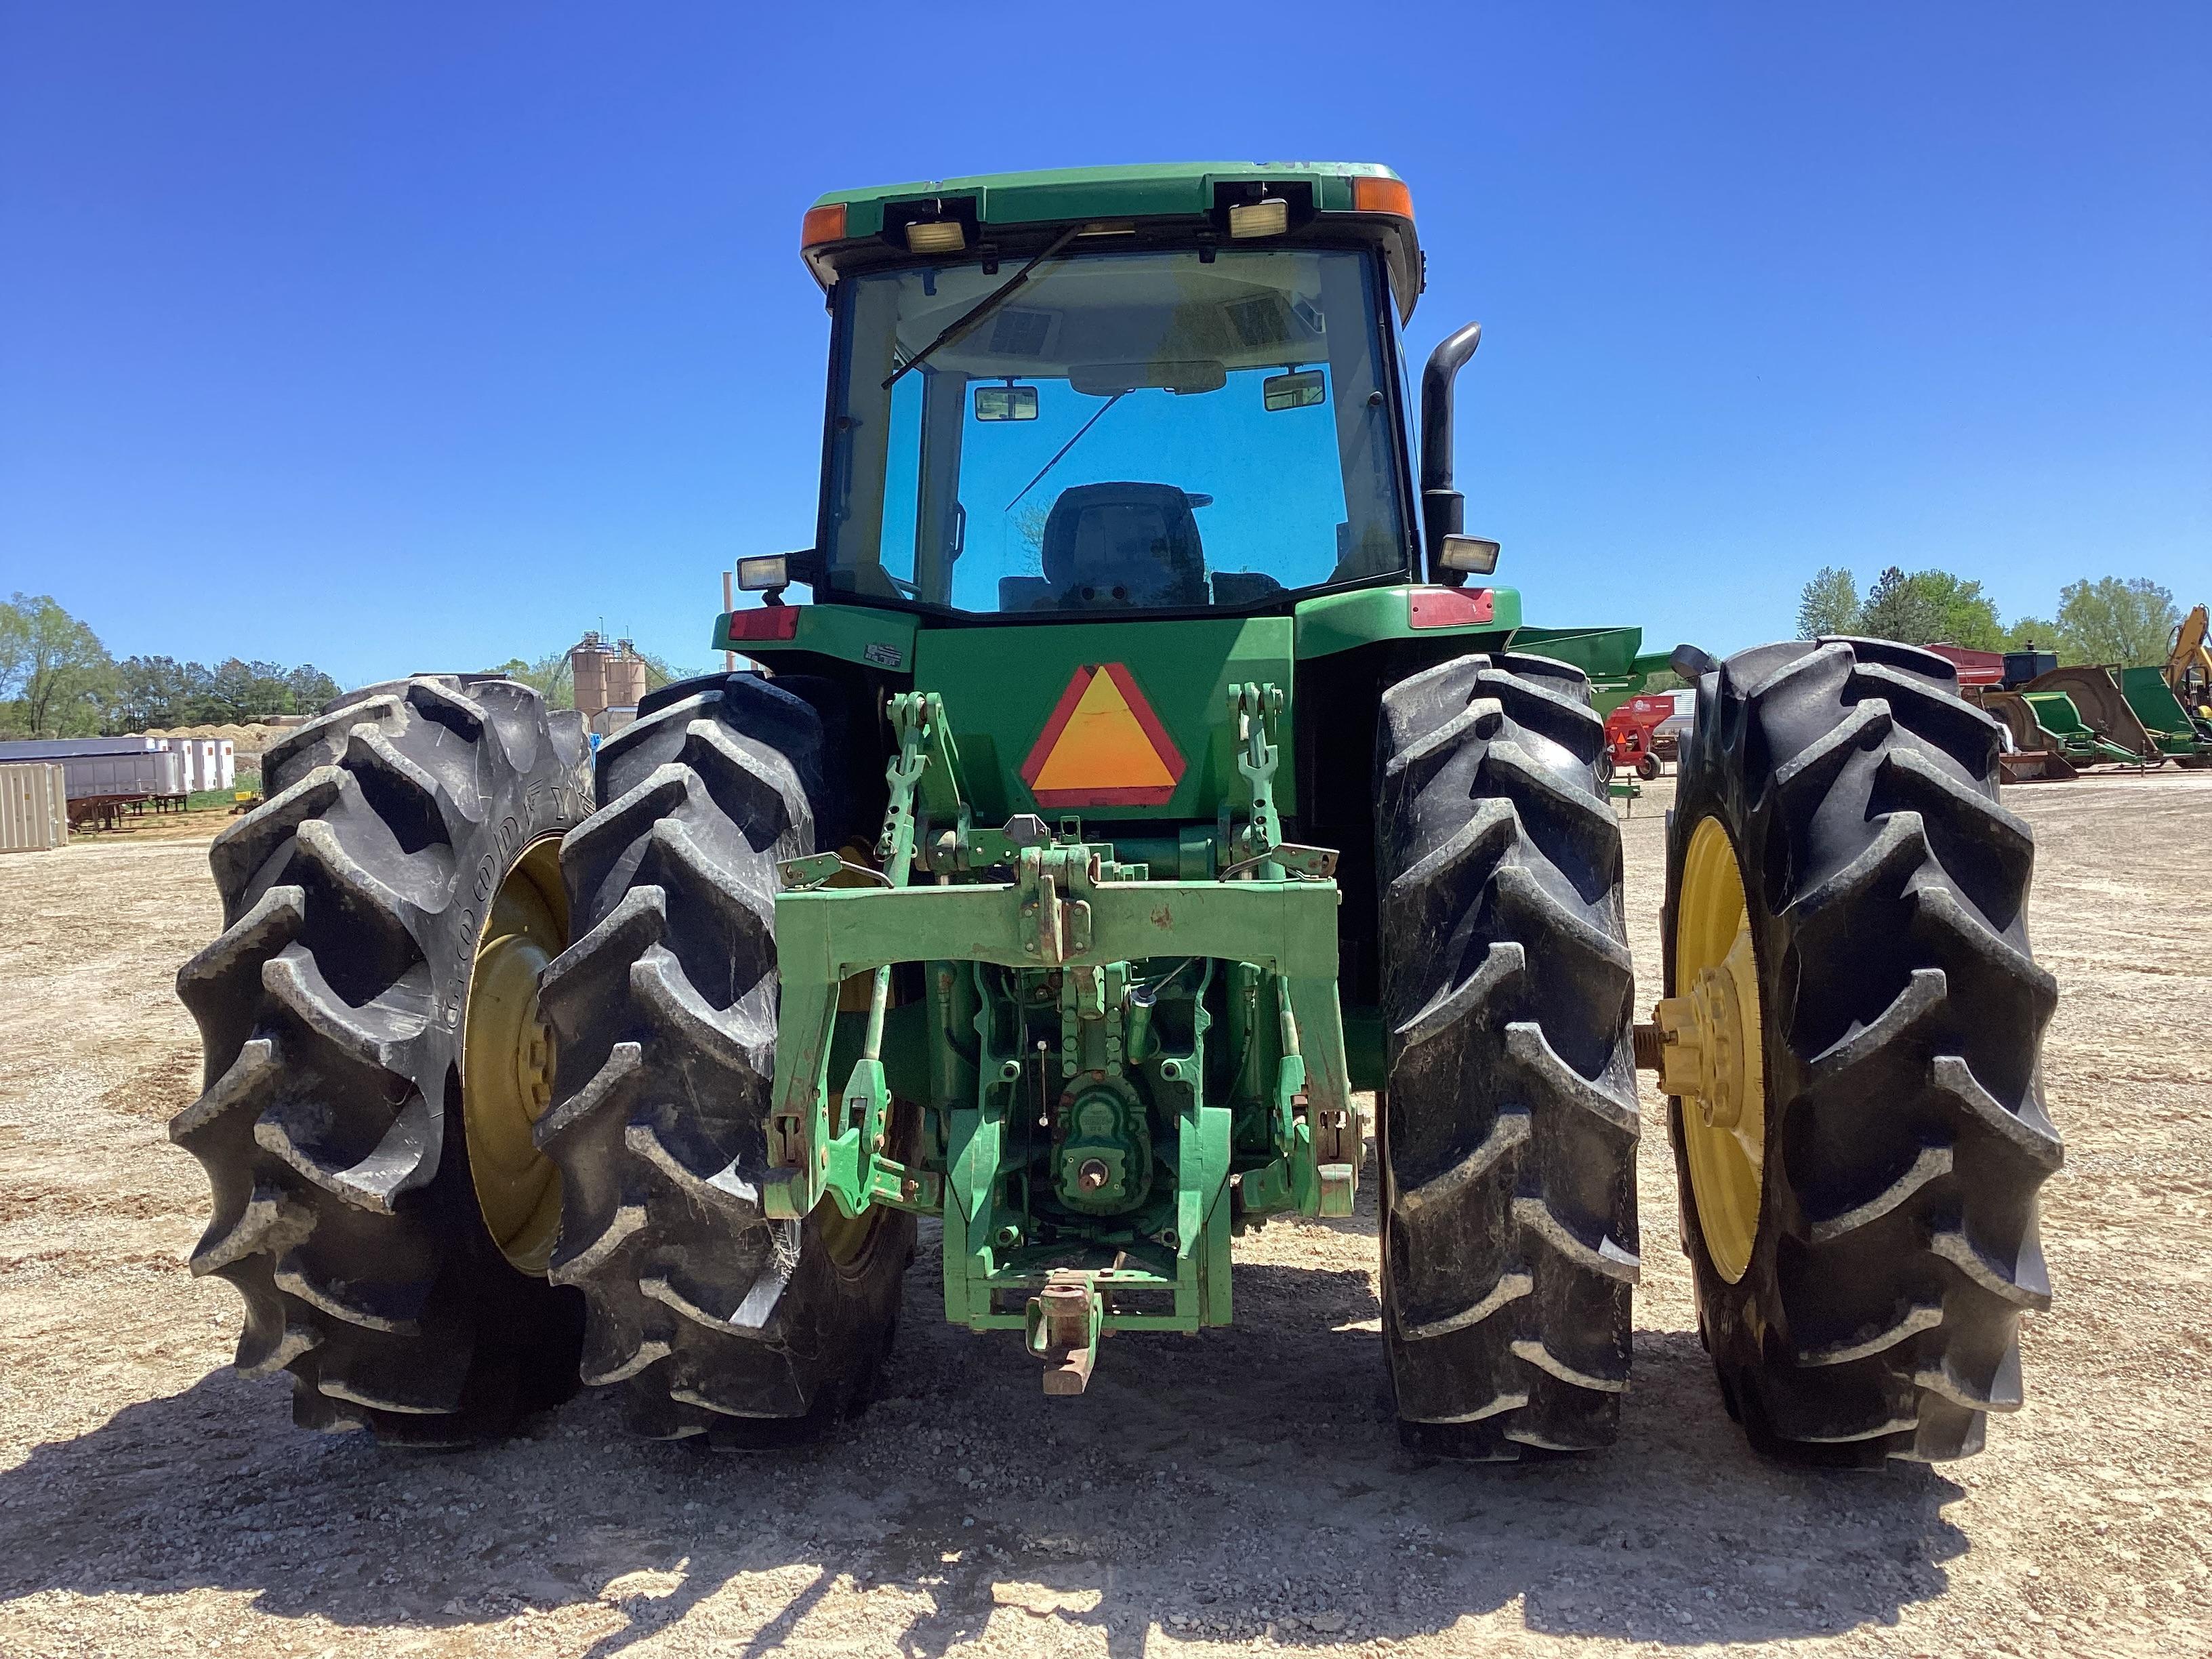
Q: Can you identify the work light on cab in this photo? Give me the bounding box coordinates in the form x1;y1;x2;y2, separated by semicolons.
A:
904;220;965;254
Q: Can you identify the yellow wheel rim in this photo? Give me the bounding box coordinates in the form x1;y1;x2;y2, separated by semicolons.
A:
461;836;569;1275
1661;816;1767;1284
817;1197;876;1269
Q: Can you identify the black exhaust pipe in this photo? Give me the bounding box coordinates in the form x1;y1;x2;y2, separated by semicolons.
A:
1418;321;1482;583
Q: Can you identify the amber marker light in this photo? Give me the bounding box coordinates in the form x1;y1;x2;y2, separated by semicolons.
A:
801;203;847;247
1351;176;1415;222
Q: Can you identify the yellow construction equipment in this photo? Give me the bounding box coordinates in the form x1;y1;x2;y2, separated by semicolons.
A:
2167;605;2211;730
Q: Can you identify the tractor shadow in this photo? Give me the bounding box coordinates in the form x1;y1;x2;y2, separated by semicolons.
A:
0;1242;1965;1654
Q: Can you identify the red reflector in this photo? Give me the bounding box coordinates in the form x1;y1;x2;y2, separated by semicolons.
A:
1408;587;1494;629
800;203;847;248
725;607;801;642
1352;176;1414;223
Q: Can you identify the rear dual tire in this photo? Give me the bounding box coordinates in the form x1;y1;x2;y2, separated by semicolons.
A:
173;676;591;1444
1668;638;2061;1464
1374;652;1641;1458
534;672;912;1443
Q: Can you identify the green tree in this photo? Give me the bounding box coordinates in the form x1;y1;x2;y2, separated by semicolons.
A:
497;652;577;710
104;655;211;731
2053;577;2179;667
0;602;24;711
1857;567;1944;645
199;658;329;721
102;655;342;730
2003;616;2059;653
1911;570;2005;651
0;593;113;737
286;664;341;712
1845;566;2003;649
1796;567;1861;638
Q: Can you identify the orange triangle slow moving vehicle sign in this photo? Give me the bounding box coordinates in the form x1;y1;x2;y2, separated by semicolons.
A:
1020;663;1187;808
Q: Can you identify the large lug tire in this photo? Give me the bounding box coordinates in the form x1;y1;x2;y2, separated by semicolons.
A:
1374;652;1642;1459
171;676;592;1444
537;672;913;1443
1667;637;2062;1465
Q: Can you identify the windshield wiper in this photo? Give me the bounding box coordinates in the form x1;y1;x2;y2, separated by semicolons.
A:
882;224;1083;391
1004;391;1125;512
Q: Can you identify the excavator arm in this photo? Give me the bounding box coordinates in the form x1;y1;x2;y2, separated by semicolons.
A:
2169;605;2211;722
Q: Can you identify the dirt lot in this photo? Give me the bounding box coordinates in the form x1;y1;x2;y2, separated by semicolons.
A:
1;771;2207;1658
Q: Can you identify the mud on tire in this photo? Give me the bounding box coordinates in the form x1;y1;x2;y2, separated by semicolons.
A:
537;672;912;1443
1374;651;1641;1458
1669;637;2062;1464
172;676;592;1444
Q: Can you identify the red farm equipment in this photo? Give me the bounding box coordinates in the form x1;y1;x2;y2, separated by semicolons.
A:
1602;691;1685;781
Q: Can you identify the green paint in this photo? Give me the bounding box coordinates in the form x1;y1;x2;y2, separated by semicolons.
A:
714;603;917;674
912;615;1296;821
1341;1004;1384;1092
812;160;1402;239
1292;583;1523;658
1511;623;1654;716
767;787;1353;1342
2020;690;2142;765
2119;666;2212;758
771;874;1341;987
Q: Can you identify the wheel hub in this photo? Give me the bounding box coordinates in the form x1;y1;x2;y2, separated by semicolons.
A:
462;838;568;1275
1658;815;1767;1284
1654;929;1758;1131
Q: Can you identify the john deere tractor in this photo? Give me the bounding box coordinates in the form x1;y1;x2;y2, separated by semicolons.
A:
174;161;2060;1464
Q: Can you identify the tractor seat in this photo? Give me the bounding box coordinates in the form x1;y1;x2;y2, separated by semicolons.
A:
1033;482;1208;610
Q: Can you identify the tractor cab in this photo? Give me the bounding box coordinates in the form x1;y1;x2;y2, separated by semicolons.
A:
726;165;1476;619
817;237;1416;616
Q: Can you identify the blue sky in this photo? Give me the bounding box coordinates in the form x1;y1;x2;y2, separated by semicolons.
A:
2;3;2205;687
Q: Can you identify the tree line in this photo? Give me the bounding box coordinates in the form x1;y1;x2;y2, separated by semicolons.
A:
0;592;696;739
1796;568;2187;667
0;594;344;737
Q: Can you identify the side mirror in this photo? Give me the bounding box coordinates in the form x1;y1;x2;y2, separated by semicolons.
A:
1418;321;1483;584
1439;534;1500;576
1670;643;1718;680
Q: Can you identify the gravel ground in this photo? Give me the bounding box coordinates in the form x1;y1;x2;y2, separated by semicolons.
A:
1;769;2207;1658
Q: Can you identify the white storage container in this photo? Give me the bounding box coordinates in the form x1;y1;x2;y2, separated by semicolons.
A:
0;763;68;852
169;738;224;792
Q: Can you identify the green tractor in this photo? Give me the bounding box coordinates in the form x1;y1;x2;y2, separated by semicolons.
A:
173;161;2060;1464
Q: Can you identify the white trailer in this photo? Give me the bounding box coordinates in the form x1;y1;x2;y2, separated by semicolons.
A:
0;736;161;761
60;749;186;801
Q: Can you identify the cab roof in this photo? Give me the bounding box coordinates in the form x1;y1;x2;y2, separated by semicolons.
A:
804;161;1422;322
